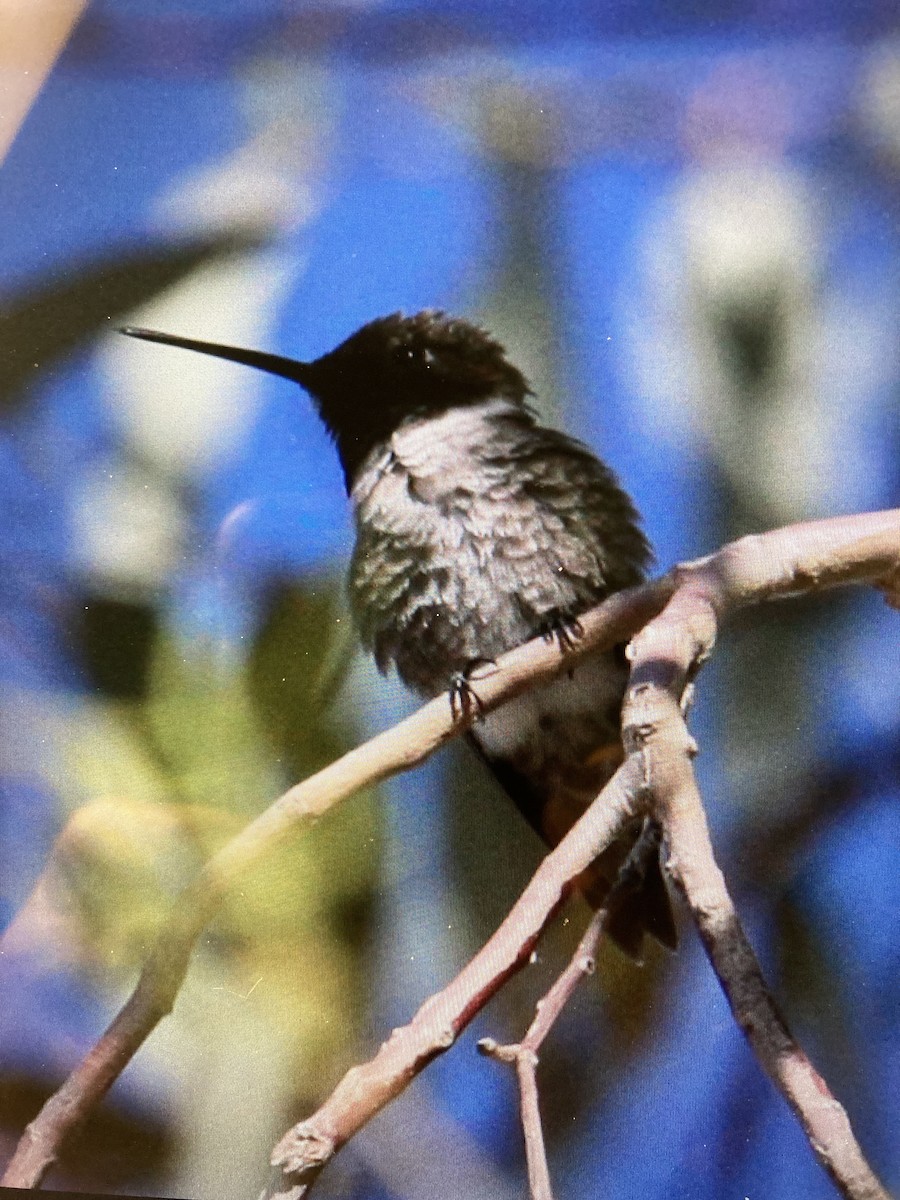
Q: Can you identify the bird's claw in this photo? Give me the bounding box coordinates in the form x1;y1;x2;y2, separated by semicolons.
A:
448;658;495;723
540;611;584;654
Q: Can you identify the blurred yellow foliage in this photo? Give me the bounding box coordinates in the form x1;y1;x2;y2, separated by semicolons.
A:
16;577;381;1103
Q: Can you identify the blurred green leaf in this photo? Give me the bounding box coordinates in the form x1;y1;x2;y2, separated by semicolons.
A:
0;232;265;413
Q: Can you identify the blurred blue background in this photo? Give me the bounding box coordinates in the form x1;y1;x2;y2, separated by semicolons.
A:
0;2;897;1197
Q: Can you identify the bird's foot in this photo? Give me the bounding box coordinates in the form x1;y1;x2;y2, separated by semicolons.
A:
448;658;495;723
539;610;584;654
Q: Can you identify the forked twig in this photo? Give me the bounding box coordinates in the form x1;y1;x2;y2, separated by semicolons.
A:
1;509;897;1196
622;562;893;1200
478;910;606;1200
263;510;898;1200
476;823;668;1200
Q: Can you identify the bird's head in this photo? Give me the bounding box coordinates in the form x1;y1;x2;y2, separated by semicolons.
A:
121;310;530;488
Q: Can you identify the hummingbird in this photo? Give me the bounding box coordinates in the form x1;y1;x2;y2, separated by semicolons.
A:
120;311;676;957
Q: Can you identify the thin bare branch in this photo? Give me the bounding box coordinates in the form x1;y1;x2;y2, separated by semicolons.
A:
2;508;897;1191
478;910;606;1200
0;586;668;1190
623;559;895;1200
263;508;896;1200
264;760;644;1200
475;823;668;1200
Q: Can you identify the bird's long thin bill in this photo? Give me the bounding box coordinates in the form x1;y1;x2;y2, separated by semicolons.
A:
119;326;313;385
